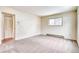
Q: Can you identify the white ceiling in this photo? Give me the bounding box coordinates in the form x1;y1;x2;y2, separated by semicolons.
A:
11;6;77;16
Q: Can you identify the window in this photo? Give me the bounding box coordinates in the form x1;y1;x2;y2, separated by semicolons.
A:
48;17;63;26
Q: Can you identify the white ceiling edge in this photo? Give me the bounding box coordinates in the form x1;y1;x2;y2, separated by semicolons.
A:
10;6;77;16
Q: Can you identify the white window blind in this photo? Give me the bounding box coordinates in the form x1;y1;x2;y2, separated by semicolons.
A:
48;18;63;26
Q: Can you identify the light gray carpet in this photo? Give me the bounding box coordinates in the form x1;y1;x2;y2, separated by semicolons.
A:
0;35;79;53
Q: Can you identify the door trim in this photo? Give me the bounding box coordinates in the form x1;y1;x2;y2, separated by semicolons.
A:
2;12;15;43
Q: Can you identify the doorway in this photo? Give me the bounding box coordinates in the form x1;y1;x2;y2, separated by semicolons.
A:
2;12;15;43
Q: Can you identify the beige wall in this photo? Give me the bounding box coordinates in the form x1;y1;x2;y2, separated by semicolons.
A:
77;7;79;46
0;7;41;44
41;11;77;40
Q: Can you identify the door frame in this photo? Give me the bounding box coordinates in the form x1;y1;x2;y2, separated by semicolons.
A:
2;12;15;43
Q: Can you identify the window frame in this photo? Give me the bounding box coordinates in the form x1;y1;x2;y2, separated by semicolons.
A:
48;17;63;26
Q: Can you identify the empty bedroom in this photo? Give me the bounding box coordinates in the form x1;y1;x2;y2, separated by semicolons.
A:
0;6;78;53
